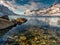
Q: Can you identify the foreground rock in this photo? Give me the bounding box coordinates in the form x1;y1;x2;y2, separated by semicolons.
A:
0;16;27;30
0;15;9;20
0;18;15;30
0;17;27;38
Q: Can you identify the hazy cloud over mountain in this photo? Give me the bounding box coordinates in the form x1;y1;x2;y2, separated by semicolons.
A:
0;0;54;14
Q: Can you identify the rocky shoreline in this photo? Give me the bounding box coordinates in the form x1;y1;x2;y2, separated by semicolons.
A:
0;15;27;30
0;15;27;38
0;18;15;30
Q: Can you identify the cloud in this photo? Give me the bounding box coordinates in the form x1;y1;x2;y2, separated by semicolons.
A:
0;0;49;14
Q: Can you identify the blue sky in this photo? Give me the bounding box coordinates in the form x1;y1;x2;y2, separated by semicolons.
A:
15;0;55;5
1;0;60;14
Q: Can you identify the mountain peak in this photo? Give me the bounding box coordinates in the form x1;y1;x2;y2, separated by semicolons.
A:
24;3;60;16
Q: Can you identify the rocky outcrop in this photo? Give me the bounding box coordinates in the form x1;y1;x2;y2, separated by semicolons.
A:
11;18;27;25
0;17;27;30
0;18;15;30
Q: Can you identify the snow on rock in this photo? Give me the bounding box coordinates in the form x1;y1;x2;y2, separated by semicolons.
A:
24;3;60;16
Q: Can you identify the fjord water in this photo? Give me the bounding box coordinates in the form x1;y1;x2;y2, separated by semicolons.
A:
8;15;60;27
0;15;60;45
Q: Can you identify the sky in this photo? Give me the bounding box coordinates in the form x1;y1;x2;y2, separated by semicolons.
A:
0;0;60;14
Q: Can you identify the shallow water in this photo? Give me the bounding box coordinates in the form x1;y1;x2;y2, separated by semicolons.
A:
0;15;60;45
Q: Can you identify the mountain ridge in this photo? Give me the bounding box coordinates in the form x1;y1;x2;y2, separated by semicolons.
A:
24;3;60;16
0;4;16;17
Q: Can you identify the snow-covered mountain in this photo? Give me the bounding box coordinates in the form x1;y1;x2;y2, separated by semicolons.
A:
38;3;60;16
0;4;16;17
24;3;60;16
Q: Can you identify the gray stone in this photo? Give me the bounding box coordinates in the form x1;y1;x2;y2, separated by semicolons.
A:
0;18;15;30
